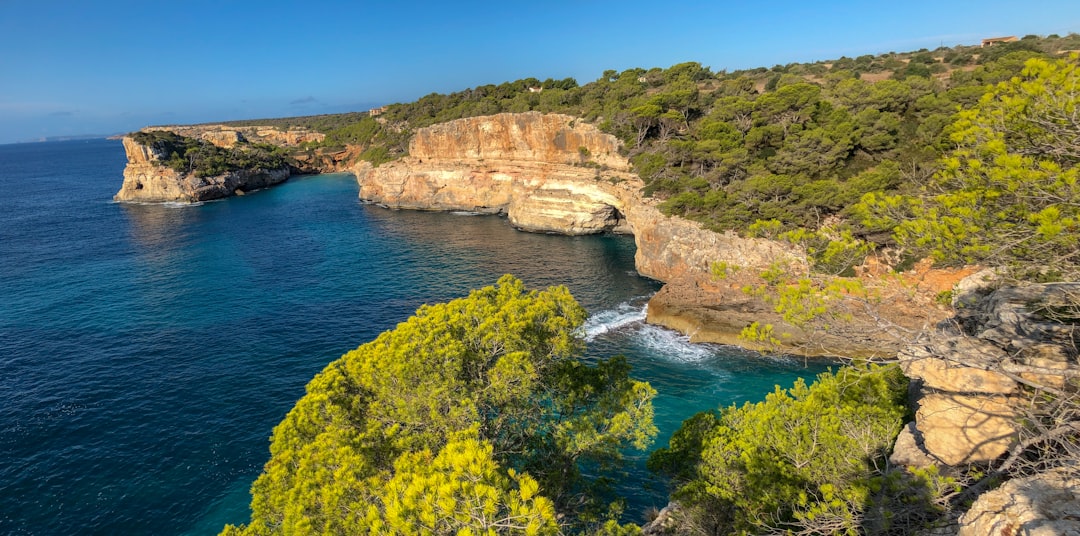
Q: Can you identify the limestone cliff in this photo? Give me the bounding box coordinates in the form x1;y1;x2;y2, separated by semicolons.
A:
143;124;325;148
353;112;640;235
354;112;802;276
114;124;349;203
114;135;290;203
408;112;629;170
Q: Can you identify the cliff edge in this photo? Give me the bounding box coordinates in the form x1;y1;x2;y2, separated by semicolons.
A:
354;112;801;281
353;112;967;358
114;136;289;203
114;125;344;204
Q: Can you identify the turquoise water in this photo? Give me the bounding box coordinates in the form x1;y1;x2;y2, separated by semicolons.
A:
0;139;829;535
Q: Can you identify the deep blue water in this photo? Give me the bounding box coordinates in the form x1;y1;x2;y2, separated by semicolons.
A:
0;139;829;535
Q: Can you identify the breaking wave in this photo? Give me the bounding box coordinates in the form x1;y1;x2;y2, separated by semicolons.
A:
634;323;720;363
583;300;647;341
583;298;721;363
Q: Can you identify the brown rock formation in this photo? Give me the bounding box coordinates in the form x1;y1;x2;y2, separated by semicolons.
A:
114;136;289;203
900;337;1018;395
958;469;1080;536
353;112;643;235
916;394;1017;466
897;281;1080;468
410;112;629;170
144;124;325;148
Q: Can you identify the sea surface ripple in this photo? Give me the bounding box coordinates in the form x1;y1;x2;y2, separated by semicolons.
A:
0;140;828;535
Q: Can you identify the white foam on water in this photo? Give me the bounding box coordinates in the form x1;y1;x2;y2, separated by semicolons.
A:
584;299;722;364
635;323;719;363
583;301;647;341
450;211;483;216
112;200;205;207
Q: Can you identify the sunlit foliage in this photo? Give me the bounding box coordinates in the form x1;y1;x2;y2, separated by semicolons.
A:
223;276;656;535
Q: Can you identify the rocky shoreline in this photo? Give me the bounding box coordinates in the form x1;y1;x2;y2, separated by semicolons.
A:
349;112;977;359
116;112;1079;534
116;113;967;357
112;125;351;204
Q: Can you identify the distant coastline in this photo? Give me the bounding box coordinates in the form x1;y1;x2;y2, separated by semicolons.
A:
8;134;120;145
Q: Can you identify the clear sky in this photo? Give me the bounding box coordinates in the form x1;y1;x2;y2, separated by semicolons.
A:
2;0;1079;144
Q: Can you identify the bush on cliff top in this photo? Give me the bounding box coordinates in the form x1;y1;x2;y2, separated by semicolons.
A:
649;364;953;535
222;275;657;535
130;131;291;178
857;54;1080;280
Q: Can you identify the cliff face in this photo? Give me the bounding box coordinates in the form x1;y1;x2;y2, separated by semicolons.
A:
353;112;639;235
143;124;325;148
409;112;629;170
114;123;348;203
114;135;290;203
354;112;801;280
355;112;970;357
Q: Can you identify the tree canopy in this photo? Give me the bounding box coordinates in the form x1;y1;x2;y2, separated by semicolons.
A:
858;54;1080;280
222;275;656;535
647;364;947;536
130;131;291;177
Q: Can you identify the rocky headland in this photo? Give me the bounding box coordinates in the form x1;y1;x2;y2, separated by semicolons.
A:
352;111;972;358
118;111;1078;534
113;124;348;203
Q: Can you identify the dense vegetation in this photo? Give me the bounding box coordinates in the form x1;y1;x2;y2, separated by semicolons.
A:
215;36;1080;536
130;131;291;177
178;34;1080;251
222;276;657;535
647;364;950;535
859;53;1080;280
217;112;369;134
299;34;1080;240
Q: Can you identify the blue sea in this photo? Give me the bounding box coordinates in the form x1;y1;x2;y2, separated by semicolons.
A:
0;139;829;535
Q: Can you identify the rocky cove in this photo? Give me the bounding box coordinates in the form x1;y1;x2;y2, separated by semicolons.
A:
114;112;1080;533
115;112;968;358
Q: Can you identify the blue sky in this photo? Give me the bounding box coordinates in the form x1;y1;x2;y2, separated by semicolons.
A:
2;1;1079;144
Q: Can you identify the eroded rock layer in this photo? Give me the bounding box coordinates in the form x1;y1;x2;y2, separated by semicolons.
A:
352;112;981;358
895;281;1080;468
353;112;639;235
353;112;803;282
114;136;290;203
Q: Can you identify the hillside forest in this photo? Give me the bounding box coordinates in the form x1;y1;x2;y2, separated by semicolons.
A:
209;34;1080;535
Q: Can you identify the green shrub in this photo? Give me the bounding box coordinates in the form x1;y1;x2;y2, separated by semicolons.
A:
650;364;925;535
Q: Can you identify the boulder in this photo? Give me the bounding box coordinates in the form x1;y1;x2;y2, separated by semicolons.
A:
889;421;940;468
915;393;1017;465
899;336;1017;395
958;469;1080;536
